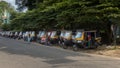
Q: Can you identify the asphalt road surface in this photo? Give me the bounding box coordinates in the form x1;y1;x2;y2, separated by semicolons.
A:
0;36;120;68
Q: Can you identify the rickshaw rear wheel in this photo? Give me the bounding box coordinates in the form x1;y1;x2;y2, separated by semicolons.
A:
73;45;79;51
62;45;68;49
61;42;68;49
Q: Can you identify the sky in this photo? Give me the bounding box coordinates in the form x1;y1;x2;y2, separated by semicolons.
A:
3;0;17;9
3;0;27;12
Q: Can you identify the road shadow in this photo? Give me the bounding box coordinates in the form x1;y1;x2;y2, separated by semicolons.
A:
0;37;92;65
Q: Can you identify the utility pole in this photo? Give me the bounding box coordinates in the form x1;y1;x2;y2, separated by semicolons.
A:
111;24;117;49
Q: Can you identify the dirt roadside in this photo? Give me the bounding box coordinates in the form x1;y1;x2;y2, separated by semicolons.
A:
79;45;120;58
24;40;120;58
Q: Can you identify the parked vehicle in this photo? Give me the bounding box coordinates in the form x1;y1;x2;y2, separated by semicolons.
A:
39;31;46;44
36;31;42;43
40;31;52;45
49;31;60;44
18;32;23;40
23;31;29;41
10;32;14;38
30;31;36;42
14;32;19;39
61;31;74;49
73;30;101;51
7;31;11;38
58;31;65;46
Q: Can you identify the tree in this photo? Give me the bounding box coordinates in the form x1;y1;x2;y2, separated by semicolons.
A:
16;0;43;11
11;0;120;44
0;1;17;30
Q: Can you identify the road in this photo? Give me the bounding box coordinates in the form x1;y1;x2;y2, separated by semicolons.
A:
0;37;120;68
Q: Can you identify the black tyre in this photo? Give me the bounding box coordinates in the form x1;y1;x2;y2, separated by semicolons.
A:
73;45;79;51
61;42;68;49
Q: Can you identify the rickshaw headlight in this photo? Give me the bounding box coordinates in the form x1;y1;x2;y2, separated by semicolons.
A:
117;36;120;38
77;41;82;43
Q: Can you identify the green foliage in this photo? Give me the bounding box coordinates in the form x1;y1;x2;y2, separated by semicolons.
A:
10;0;120;31
1;23;11;31
0;1;16;30
0;1;15;13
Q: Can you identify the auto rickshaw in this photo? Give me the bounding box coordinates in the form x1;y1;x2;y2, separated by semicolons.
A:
18;31;23;40
30;31;37;42
39;31;46;44
23;31;30;41
58;31;65;46
61;31;74;49
7;31;11;38
10;31;15;38
36;31;42;43
2;32;5;37
49;31;60;44
73;30;101;51
5;31;9;38
14;32;19;39
40;31;52;45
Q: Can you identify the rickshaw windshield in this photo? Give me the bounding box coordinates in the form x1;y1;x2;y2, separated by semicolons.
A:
64;32;71;38
51;32;56;37
60;32;64;37
19;32;22;35
38;32;41;35
40;32;45;37
15;32;18;35
47;32;51;36
26;32;29;36
31;32;35;35
75;32;82;38
32;32;35;34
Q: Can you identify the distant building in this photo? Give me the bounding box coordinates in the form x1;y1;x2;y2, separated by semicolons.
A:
1;9;10;24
